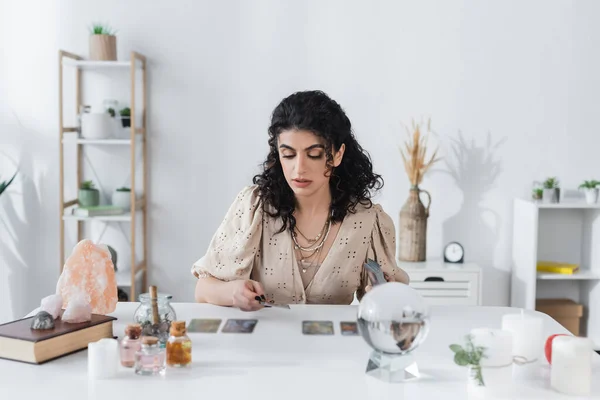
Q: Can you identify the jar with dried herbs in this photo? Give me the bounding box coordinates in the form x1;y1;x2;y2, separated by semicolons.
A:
166;320;192;367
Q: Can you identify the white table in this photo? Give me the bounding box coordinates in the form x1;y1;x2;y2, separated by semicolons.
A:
1;303;599;399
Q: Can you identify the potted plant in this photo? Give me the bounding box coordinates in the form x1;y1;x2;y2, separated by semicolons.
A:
81;106;114;139
112;187;132;211
119;107;131;128
542;177;560;204
532;188;543;201
578;180;600;205
89;23;117;61
78;180;100;208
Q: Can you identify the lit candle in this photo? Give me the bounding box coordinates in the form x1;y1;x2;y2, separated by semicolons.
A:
551;336;593;396
501;311;543;363
88;338;119;379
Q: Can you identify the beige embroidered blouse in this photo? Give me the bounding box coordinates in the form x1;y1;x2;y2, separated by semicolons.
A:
191;185;409;305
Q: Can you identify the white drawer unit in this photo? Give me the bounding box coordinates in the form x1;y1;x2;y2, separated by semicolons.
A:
399;261;482;306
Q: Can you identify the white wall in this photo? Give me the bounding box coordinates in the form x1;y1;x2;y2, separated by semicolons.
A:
2;0;600;322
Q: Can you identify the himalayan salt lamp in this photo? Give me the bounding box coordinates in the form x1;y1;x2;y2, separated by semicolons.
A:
56;239;118;315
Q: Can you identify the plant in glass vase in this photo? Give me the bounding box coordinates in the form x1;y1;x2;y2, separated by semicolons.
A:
450;334;487;387
397;118;440;261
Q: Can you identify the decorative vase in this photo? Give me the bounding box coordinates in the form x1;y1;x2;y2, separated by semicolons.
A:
398;186;431;262
467;365;485;387
89;34;117;61
78;188;100;208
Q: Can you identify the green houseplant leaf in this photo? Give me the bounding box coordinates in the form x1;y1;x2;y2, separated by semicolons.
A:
0;171;17;196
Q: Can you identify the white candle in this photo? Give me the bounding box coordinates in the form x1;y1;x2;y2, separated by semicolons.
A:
468;328;514;393
501;312;543;363
551;336;593;396
469;328;513;367
88;338;119;379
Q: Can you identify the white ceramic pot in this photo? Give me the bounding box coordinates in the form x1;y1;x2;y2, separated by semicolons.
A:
584;188;599;205
543;188;558;203
81;113;114;139
111;190;132;211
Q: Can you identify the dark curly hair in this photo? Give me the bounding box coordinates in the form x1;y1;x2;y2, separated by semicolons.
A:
252;90;384;233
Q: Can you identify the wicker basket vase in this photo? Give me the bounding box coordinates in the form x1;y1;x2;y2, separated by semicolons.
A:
398;186;431;261
89;34;117;61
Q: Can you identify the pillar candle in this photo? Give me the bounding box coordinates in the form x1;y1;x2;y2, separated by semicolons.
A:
469;328;513;367
468;328;514;393
501;312;543;363
550;336;593;396
88;338;119;379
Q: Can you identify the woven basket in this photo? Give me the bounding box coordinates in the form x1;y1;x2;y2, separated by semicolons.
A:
398;187;431;261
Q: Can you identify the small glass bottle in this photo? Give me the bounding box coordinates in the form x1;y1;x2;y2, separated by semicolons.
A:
134;336;166;376
120;323;142;367
166;320;192;367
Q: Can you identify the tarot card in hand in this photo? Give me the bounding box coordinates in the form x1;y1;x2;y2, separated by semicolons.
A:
188;318;222;333
302;320;334;335
222;319;258;333
365;258;386;286
340;321;359;336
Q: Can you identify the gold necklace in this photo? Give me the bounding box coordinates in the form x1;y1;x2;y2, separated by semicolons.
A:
292;219;331;252
295;224;324;244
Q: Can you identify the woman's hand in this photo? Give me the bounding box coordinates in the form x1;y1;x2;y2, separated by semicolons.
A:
230;279;265;311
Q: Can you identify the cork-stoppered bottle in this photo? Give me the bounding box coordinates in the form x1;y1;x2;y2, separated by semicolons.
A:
166;320;192;367
120;323;142;367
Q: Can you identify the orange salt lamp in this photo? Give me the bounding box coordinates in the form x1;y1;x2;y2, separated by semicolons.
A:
56;239;118;314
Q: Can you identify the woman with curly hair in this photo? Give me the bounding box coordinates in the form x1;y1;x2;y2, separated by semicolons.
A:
192;90;409;311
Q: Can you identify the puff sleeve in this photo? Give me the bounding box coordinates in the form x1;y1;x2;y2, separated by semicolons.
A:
191;185;263;281
357;205;410;299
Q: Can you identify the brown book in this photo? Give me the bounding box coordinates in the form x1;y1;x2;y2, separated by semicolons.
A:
0;312;117;364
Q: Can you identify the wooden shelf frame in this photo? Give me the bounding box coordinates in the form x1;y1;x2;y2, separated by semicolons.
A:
58;50;148;300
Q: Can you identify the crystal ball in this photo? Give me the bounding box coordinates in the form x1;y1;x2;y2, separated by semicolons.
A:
357;282;430;355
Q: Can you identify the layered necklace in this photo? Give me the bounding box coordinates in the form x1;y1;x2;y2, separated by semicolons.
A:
292;216;332;274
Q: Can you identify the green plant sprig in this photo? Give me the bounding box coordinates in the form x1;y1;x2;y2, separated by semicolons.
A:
80;180;96;190
89;23;117;36
0;171;17;197
543;177;559;189
449;334;487;386
579;180;600;189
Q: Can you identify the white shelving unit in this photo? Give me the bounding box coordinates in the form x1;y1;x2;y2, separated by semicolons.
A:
511;197;600;349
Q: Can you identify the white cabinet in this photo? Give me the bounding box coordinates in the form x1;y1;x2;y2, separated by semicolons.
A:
510;197;600;350
399;261;482;306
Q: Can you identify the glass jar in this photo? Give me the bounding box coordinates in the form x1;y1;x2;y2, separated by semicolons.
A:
133;292;177;348
166;321;192;368
120;323;142;367
134;336;166;376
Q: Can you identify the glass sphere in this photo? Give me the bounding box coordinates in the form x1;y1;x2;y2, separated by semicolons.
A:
357;282;430;355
